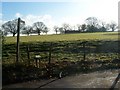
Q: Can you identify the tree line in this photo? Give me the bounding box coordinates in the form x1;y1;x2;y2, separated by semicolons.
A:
1;17;118;37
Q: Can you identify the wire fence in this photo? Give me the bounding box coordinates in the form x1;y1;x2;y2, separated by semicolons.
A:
2;40;120;85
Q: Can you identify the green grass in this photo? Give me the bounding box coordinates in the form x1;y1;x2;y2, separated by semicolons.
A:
5;32;119;44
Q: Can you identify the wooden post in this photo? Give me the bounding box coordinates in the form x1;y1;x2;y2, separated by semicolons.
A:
48;42;52;64
48;42;52;77
83;42;86;61
27;45;30;65
16;18;20;63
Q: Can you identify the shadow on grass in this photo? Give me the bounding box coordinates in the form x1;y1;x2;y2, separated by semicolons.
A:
2;59;120;86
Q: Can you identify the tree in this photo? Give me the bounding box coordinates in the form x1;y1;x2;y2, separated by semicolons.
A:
33;22;46;35
2;21;17;37
0;25;8;36
22;25;33;36
59;27;64;34
98;21;107;32
99;27;106;32
81;24;86;32
109;22;117;32
62;23;71;34
86;17;99;32
86;25;99;32
43;27;49;34
86;17;98;27
53;26;59;34
77;24;81;32
105;24;111;31
2;19;25;37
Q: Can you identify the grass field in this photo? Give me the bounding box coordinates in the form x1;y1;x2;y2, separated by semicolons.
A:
5;32;119;44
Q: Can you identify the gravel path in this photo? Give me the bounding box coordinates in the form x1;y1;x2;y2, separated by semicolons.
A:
3;69;120;89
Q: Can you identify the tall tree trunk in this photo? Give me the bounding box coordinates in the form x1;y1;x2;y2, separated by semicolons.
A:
38;30;40;35
112;28;114;32
38;33;40;35
65;29;66;34
13;33;16;37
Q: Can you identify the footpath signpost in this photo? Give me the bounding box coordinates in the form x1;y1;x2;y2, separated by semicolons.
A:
16;18;25;63
16;18;20;63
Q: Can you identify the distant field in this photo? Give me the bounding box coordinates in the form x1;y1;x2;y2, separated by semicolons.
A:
5;32;119;44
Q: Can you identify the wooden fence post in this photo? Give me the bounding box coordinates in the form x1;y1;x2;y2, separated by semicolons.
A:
27;45;30;65
16;18;20;63
48;42;52;65
47;42;52;77
83;41;86;61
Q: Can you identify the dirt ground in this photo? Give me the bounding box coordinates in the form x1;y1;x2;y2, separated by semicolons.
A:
3;69;120;89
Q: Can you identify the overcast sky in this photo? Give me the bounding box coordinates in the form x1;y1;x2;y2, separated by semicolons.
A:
1;0;119;34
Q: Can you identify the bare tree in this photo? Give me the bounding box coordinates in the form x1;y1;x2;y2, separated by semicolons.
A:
109;22;117;32
22;25;33;36
0;26;8;36
62;23;71;34
105;24;111;31
53;26;59;34
86;17;98;27
77;24;81;32
98;21;107;32
81;24;86;32
2;19;25;37
59;27;64;34
86;17;99;32
2;21;17;37
33;22;46;35
43;27;49;34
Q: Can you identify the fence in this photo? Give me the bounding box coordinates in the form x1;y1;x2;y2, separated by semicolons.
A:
2;40;120;85
3;40;119;67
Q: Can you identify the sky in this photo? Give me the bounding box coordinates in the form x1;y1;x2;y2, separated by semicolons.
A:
1;0;120;34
